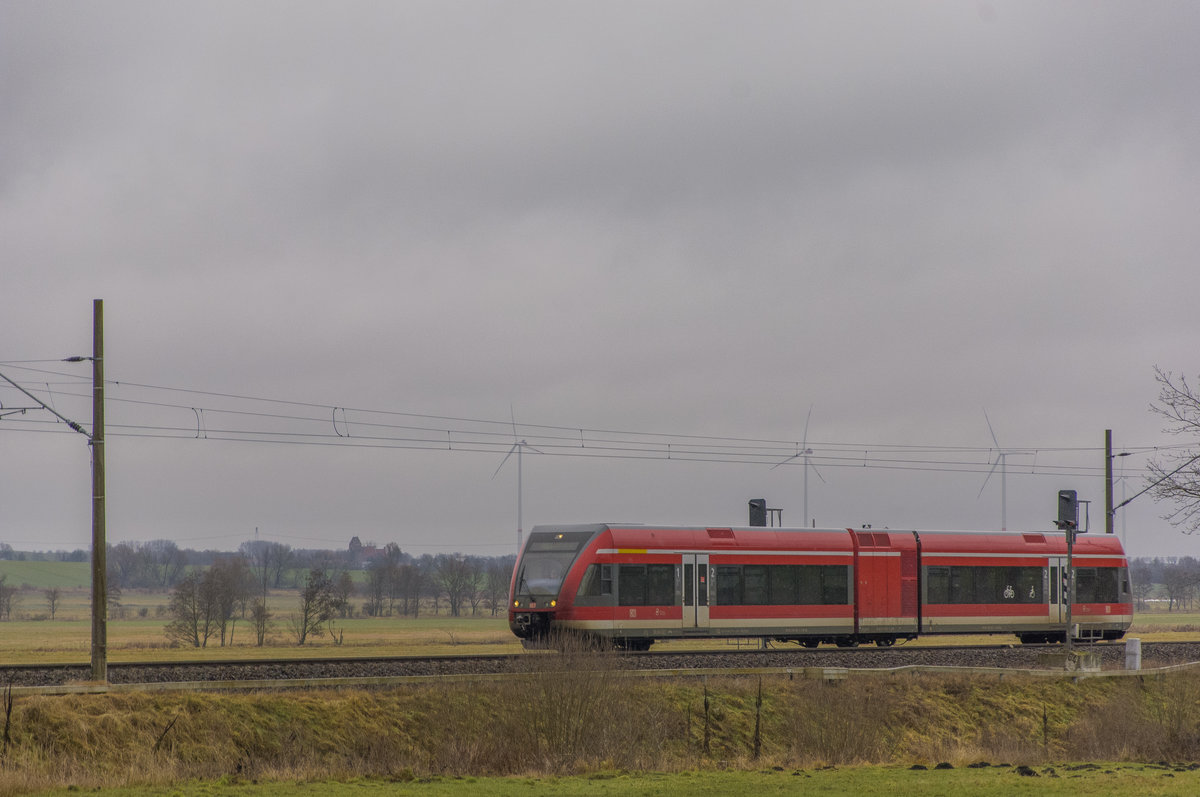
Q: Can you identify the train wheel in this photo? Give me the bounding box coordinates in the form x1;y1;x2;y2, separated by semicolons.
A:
800;640;820;649
875;638;895;648
835;637;859;648
614;638;652;652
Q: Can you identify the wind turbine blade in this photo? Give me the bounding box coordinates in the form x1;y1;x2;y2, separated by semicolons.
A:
983;409;1001;449
977;457;1000;497
801;404;814;450
770;453;802;470
809;461;828;484
492;443;519;479
510;404;518;438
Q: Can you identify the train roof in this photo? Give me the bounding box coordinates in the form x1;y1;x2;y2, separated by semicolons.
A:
527;523;1128;556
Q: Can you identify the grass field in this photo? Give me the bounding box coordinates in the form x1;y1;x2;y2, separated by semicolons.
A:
31;765;1200;797
0;560;90;590
2;558;1198;664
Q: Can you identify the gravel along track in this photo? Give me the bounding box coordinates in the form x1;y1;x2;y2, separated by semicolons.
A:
4;641;1198;689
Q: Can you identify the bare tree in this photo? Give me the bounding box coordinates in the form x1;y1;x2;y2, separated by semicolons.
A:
144;539;187;588
434;554;477;617
250;597;272;646
465;557;486;616
1129;560;1155;609
334;570;355;619
0;576;17;620
44;587;61;620
380;542;403;614
485;559;514;616
1149;367;1200;534
364;562;388;617
209;556;252;646
240;540;294;592
1160;558;1200;611
291;568;344;645
396;562;423;617
164;572;218;647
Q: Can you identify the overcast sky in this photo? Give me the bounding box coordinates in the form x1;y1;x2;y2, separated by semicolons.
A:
2;2;1198;559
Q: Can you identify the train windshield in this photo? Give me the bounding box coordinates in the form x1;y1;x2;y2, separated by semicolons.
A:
514;530;595;598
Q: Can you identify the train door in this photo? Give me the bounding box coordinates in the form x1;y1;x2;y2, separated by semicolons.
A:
682;554;710;631
1048;556;1068;626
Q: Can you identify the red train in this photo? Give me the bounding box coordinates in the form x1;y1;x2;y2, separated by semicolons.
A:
508;523;1133;649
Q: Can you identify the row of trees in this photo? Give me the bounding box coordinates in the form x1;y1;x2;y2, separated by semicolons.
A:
158;548;515;647
99;537;518;614
1133;556;1200;612
108;539;326;591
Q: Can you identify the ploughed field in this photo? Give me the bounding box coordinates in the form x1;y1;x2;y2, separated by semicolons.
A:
5;640;1194;688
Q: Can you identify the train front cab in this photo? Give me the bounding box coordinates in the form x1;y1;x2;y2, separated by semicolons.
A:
508;525;603;646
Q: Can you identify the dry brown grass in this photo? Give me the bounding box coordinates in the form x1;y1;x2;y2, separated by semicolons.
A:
4;666;1200;794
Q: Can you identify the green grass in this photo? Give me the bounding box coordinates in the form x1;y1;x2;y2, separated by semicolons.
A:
0;560;90;589
28;764;1200;796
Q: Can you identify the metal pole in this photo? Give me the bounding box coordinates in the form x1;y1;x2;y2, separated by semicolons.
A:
1064;526;1074;660
516;442;523;556
1000;453;1007;531
803;454;809;528
91;299;107;683
1105;429;1114;535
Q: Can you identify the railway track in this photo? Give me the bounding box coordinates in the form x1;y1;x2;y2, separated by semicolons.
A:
4;640;1198;689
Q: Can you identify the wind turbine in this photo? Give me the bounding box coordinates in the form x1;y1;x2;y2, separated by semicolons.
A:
772;405;826;528
493;408;541;556
977;410;1031;531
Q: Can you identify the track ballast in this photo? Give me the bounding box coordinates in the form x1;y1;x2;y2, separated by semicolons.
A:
4;640;1196;689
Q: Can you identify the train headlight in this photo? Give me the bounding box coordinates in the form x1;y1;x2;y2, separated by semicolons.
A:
550;600;557;608
513;600;520;608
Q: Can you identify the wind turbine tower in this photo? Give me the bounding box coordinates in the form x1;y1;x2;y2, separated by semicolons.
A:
493;410;540;555
977;410;1032;531
772;405;826;528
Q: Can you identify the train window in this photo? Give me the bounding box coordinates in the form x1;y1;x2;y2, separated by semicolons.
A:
1075;568;1095;603
973;567;1004;603
949;567;975;603
1075;567;1119;603
576;564;613;598
927;565;1045;604
515;530;595;599
797;566;822;604
925;566;950;604
821;566;849;605
707;564;848;606
714;565;742;606
615;564;675;606
618;565;647;606
743;565;769;605
1010;567;1043;603
647;564;675;605
769;565;800;604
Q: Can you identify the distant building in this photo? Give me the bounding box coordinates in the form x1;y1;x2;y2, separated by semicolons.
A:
348;536;383;568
